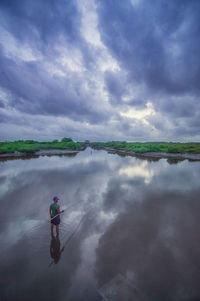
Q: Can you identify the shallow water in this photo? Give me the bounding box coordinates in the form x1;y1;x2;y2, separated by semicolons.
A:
1;147;200;301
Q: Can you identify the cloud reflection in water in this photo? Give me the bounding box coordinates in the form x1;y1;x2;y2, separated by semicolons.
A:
0;149;200;300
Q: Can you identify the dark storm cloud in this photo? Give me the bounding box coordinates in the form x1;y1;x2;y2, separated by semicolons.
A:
95;0;200;139
97;0;200;95
0;49;108;124
104;71;147;108
0;0;81;47
0;0;110;126
0;0;200;140
158;97;196;118
0;99;5;108
0;111;7;123
104;71;126;104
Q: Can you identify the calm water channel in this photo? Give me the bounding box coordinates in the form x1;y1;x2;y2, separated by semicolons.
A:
1;147;200;301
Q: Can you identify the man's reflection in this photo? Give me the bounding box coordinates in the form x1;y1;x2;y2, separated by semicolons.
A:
50;233;64;264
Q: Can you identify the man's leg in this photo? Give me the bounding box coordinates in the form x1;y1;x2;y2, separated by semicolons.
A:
56;224;59;235
51;223;54;233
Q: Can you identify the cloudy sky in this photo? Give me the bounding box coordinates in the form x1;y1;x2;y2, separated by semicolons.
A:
0;0;200;142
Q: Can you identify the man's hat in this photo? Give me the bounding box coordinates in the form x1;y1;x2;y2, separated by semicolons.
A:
53;196;59;201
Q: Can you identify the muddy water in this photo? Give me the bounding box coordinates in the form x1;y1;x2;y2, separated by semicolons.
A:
1;148;200;301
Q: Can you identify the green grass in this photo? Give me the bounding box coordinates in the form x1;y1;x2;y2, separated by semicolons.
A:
90;141;200;154
0;138;83;154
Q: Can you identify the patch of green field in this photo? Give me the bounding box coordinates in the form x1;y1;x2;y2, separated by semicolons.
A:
0;138;83;154
90;141;200;153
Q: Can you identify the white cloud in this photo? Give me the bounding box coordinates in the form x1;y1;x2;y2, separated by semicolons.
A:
120;102;156;126
78;0;103;47
55;44;86;73
119;161;154;184
0;27;41;62
78;0;120;72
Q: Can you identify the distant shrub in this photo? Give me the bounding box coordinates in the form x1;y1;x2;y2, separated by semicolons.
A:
61;138;73;143
25;140;36;144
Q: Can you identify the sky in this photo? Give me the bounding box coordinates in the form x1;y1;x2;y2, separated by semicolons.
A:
0;0;200;142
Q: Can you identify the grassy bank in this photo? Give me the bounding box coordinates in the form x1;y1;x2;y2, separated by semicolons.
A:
90;141;200;153
0;138;83;154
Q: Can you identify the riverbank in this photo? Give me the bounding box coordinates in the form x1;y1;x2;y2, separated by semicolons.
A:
91;146;200;161
0;149;80;158
1;140;200;161
0;139;85;158
2;147;200;161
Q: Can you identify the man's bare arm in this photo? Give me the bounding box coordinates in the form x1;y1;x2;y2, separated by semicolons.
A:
57;205;64;214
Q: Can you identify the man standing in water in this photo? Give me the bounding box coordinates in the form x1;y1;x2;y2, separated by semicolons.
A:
49;196;64;235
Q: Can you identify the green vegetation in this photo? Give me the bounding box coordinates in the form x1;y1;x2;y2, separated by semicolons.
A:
0;138;83;154
90;141;200;153
1;139;200;155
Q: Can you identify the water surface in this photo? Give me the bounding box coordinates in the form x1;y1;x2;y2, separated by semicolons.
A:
1;148;200;301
